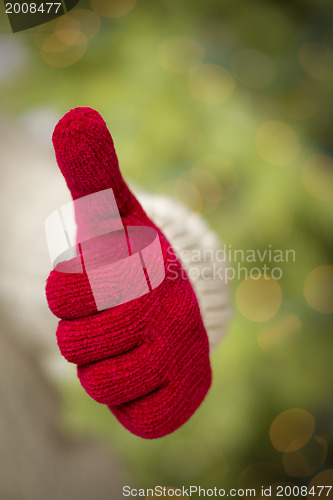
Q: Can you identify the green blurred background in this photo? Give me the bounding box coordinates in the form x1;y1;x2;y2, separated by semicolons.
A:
0;0;333;497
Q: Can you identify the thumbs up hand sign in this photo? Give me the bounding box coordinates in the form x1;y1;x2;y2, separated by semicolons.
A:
45;107;211;439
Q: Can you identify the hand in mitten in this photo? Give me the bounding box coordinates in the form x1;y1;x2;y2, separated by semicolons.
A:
45;107;211;439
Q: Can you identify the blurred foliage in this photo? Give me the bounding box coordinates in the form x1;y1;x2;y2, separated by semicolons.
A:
1;0;333;497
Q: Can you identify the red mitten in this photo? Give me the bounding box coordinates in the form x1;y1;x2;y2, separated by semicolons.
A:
46;107;211;439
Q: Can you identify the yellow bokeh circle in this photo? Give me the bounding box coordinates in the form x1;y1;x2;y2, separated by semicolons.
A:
157;179;202;212
90;0;137;18
41;32;87;67
188;64;235;105
158;36;205;74
270;409;315;453
55;15;82;45
236;275;282;323
238;461;283;490
257;313;302;356
282;436;327;477
194;156;238;200
299;43;333;81
179;167;223;214
70;9;101;41
302;154;333;201
35;9;100;49
308;469;333;499
36;13;92;67
34;23;54;48
256;121;300;166
304;265;333;314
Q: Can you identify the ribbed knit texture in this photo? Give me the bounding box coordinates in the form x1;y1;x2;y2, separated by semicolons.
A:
46;107;211;439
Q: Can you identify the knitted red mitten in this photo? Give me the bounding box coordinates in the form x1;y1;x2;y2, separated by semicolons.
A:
46;107;211;439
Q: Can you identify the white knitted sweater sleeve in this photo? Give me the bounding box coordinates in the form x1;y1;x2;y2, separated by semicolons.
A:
136;191;232;352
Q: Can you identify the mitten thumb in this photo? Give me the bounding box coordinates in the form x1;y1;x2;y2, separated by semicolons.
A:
52;107;144;219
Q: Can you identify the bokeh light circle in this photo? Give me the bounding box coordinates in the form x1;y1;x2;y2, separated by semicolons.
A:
34;20;59;49
270;409;315;452
180;167;223;214
35;10;100;62
188;64;235;105
56;28;81;46
231;49;276;89
236;275;282;322
299;43;333;81
238;461;283;490
158;36;205;74
195;156;238;200
90;0;137;18
157;179;202;212
257;313;302;356
282;436;327;477
302;155;333;201
41;32;87;67
304;265;333;314
256;121;300;165
55;16;82;45
308;469;333;499
69;9;101;41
